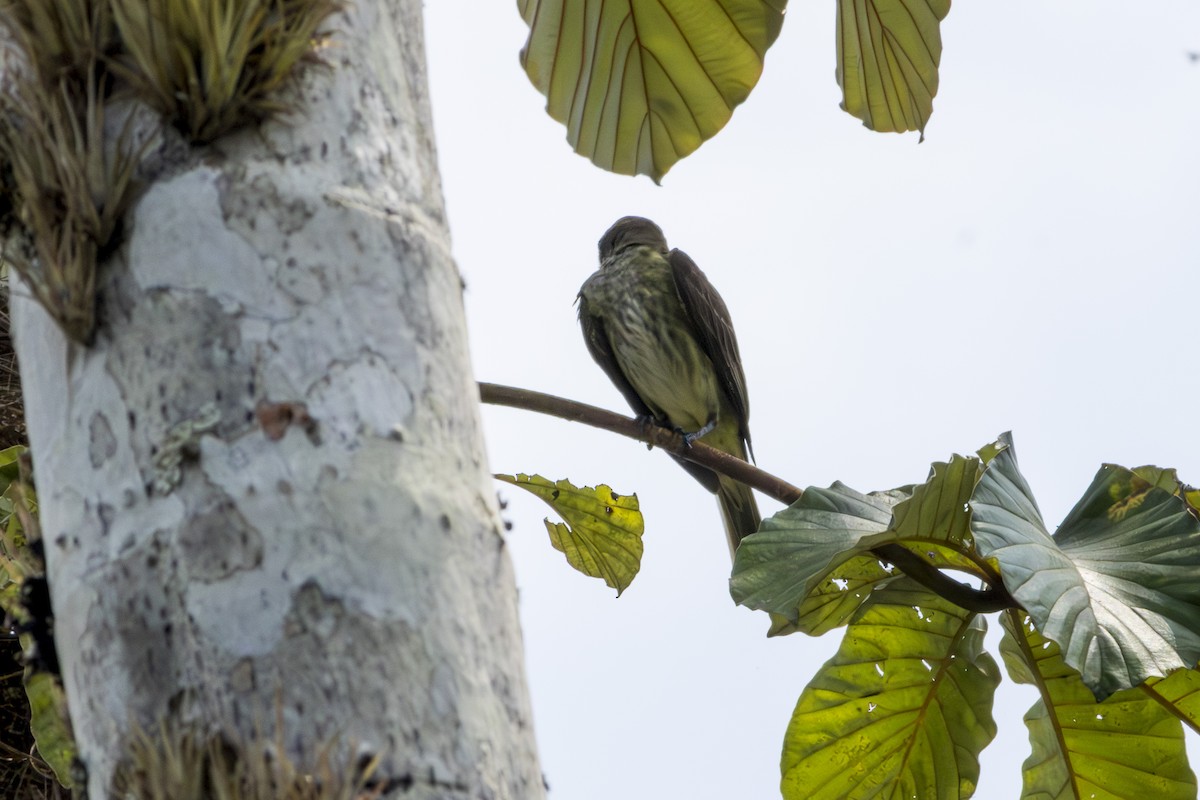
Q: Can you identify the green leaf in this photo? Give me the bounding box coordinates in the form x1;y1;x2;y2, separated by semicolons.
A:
885;444;1007;584
782;579;1000;800
784;554;894;636
730;482;903;630
972;442;1200;699
1000;611;1196;800
0;446;33;618
518;0;787;182
1143;668;1200;734
836;0;950;138
891;450;998;552
0;444;23;485
1130;465;1200;521
734;441;1005;634
497;474;643;595
24;670;75;787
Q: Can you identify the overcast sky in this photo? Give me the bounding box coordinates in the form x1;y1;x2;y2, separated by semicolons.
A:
424;3;1200;798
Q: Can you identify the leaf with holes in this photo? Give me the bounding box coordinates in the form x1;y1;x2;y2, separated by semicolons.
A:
497;473;643;595
781;579;1000;799
518;0;787;182
999;611;1196;800
836;0;950;138
733;441;1004;634
731;482;903;631
971;442;1200;699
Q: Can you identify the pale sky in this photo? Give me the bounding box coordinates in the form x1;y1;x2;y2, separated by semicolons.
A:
424;3;1200;798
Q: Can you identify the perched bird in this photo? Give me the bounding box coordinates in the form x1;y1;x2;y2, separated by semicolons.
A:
577;216;760;556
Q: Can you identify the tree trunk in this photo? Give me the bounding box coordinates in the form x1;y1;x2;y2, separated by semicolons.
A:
10;1;543;796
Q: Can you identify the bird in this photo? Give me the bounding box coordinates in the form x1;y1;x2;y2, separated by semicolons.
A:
577;216;760;557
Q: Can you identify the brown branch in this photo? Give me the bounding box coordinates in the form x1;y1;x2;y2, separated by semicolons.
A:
479;381;802;503
479;382;1016;614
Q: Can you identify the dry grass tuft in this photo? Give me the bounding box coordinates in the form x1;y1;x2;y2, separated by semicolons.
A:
2;0;116;81
0;67;141;342
113;722;385;800
0;0;132;342
111;0;342;143
0;0;341;342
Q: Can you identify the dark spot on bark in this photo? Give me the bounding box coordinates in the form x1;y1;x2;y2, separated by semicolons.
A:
178;500;264;581
97;503;115;536
256;400;319;443
439;514;451;531
88;412;117;468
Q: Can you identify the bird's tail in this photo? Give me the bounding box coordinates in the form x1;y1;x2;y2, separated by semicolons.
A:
717;475;760;560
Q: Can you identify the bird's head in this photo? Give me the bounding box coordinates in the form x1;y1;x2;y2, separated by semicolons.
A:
598;216;668;261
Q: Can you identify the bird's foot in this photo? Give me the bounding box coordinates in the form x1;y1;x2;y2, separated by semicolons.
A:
636;415;657;450
680;419;717;448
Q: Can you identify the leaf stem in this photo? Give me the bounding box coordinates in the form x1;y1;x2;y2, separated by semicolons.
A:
479;381;1016;614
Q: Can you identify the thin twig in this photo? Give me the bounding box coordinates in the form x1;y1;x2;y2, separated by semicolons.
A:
479;382;1016;613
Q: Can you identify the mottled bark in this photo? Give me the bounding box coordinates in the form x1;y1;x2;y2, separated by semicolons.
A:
10;1;542;796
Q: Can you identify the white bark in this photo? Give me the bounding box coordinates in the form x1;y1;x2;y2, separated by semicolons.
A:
10;1;542;797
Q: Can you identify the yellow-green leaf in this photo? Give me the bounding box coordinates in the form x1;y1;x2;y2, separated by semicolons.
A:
731;482;902;631
999;611;1197;800
24;670;75;788
836;0;950;138
518;0;787;182
497;474;644;595
1143;668;1200;733
782;580;999;799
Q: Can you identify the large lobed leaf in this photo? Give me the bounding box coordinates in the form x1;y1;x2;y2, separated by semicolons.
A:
497;473;644;595
518;0;787;182
836;0;950;138
782;580;1000;799
1000;611;1196;800
1143;668;1200;734
732;447;1000;634
972;442;1200;699
730;482;903;632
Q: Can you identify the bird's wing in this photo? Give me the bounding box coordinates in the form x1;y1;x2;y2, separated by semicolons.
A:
668;248;753;458
579;291;721;493
578;295;653;419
